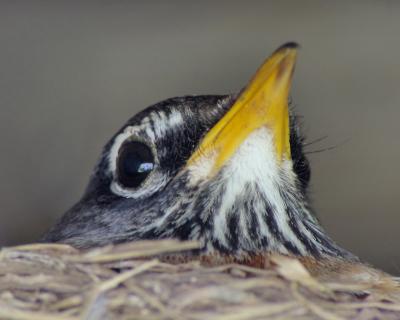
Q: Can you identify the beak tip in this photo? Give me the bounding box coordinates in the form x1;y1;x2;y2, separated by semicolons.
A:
276;42;300;52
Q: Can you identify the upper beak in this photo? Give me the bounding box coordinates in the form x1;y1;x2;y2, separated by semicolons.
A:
187;42;298;175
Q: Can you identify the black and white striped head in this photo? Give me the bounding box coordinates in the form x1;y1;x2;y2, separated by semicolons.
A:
43;44;355;260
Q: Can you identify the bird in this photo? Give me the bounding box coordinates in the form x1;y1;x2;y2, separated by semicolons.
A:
42;43;397;287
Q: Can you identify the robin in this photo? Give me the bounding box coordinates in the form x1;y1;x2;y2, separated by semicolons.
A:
42;43;397;286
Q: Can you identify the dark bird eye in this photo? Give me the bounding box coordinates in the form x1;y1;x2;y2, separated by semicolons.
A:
116;141;154;189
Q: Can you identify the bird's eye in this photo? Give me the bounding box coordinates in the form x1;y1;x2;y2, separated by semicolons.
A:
116;141;155;189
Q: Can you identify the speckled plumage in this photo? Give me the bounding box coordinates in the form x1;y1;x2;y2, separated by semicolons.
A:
43;94;355;263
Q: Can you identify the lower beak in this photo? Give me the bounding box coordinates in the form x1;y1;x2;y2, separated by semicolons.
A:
188;42;298;175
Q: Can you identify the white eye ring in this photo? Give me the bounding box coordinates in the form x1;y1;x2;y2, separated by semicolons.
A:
107;126;166;199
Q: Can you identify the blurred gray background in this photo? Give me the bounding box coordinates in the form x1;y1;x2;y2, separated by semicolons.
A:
1;1;400;273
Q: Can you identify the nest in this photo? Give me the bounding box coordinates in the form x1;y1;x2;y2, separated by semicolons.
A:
0;240;400;320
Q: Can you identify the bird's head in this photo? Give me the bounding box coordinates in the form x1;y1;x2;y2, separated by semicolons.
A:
43;43;354;259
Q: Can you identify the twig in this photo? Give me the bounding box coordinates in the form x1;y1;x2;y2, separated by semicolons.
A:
291;282;344;320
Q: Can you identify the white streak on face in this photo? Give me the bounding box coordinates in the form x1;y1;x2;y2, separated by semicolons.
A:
151;112;166;138
168;109;184;128
145;126;155;141
148;109;184;139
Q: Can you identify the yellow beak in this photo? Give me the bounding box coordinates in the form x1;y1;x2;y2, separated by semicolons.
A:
187;42;298;175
